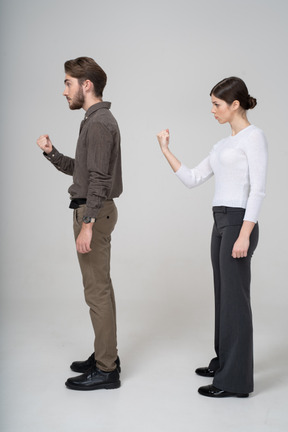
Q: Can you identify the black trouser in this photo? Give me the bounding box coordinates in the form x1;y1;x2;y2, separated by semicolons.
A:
208;206;259;394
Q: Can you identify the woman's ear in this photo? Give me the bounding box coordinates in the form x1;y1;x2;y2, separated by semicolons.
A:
232;100;240;111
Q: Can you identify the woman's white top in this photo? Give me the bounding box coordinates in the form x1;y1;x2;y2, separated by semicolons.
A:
175;125;268;223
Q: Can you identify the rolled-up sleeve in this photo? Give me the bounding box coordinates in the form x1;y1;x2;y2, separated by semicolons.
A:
85;121;114;218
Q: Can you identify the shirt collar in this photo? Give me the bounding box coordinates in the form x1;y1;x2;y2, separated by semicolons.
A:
84;101;111;120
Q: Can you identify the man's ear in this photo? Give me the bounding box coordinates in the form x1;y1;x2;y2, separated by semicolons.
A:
82;79;93;93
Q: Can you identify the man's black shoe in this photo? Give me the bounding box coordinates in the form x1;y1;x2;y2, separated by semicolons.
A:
195;367;215;377
198;384;249;398
70;353;121;373
65;365;121;391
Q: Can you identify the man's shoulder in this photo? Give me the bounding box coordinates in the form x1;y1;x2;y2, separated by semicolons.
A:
92;107;119;129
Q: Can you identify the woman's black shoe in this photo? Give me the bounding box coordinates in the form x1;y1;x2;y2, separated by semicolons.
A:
198;384;249;398
195;367;215;377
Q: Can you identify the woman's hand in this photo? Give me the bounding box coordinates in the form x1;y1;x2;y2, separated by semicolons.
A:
232;220;255;258
157;129;170;153
156;128;181;172
232;236;250;258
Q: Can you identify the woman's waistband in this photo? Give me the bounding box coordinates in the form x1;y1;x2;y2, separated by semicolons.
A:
212;206;245;213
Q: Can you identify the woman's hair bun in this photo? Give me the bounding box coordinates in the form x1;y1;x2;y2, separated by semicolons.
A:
247;95;257;110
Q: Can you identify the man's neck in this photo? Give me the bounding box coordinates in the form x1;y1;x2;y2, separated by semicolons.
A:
83;97;103;112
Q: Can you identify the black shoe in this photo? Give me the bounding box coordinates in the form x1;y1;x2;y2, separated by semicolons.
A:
198;384;249;398
65;365;121;391
195;367;215;377
70;353;121;374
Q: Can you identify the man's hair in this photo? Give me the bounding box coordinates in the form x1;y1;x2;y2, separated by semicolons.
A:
64;57;107;98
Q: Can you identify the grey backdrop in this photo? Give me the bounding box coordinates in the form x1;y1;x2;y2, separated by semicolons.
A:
0;0;287;404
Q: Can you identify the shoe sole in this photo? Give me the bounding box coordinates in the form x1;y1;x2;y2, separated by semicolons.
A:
195;372;215;377
65;380;121;391
198;389;249;398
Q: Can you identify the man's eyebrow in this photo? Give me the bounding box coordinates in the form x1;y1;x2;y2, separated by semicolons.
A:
64;79;71;84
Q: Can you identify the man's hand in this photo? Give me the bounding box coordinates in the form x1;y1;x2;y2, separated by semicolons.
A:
76;223;93;254
37;134;53;154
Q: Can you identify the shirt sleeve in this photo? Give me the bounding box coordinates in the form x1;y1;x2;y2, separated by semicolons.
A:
85;121;114;218
175;156;214;188
44;146;75;176
243;129;268;222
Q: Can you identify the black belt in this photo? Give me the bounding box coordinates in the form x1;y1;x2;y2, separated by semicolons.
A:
212;206;245;213
69;198;114;210
69;198;86;209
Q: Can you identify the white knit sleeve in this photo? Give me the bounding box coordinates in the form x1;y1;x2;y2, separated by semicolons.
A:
243;129;268;222
175;156;213;188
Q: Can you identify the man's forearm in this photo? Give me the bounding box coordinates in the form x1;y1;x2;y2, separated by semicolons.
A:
44;146;75;176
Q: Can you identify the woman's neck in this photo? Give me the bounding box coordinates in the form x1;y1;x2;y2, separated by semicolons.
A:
230;113;250;136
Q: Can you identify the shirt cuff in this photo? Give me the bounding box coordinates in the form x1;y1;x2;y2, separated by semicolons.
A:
43;146;60;162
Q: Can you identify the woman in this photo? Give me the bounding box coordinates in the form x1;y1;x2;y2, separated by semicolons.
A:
157;77;268;398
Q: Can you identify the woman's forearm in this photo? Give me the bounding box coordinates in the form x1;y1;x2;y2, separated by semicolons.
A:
157;129;181;173
162;148;181;172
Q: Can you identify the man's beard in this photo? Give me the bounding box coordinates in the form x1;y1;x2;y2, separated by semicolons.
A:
69;87;84;110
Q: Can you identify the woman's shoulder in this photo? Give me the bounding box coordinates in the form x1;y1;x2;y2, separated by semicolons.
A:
245;125;266;139
251;124;264;132
242;125;268;151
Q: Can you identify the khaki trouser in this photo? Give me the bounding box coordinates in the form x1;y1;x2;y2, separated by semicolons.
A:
73;200;118;372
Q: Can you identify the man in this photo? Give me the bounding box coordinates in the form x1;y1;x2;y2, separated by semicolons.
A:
37;57;123;391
